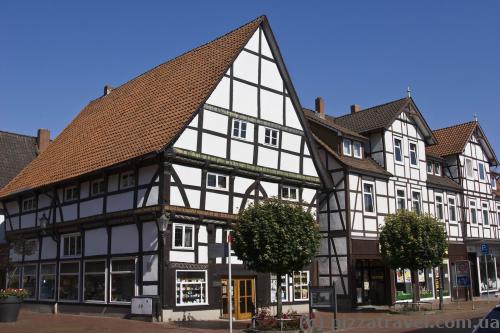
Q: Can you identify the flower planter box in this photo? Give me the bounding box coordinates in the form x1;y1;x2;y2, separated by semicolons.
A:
0;296;22;322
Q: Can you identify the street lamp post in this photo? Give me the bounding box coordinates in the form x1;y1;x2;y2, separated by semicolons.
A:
156;211;170;322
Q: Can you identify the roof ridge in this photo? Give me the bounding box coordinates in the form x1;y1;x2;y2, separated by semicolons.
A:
432;120;477;133
334;97;408;119
0;130;37;139
91;16;265;104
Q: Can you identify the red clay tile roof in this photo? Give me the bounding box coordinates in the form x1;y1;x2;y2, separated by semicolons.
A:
0;131;38;189
0;16;263;198
426;121;477;157
302;108;367;141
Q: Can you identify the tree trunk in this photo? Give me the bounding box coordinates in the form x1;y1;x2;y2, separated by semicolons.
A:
276;276;283;318
439;265;444;310
411;270;420;307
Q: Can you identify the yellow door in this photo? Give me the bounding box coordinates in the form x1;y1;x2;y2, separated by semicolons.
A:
221;278;255;320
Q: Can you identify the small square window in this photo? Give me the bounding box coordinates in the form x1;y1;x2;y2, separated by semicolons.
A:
232;119;248;139
207;173;228;190
22;197;35;212
264;128;278;147
173;224;194;249
120;171;135;189
91;179;105;196
61;234;82;257
64;186;79;202
281;186;298;201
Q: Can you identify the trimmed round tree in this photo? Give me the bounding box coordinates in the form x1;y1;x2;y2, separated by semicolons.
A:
232;198;320;317
379;210;447;304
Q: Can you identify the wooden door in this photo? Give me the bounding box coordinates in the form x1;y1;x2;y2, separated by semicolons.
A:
221;278;255;320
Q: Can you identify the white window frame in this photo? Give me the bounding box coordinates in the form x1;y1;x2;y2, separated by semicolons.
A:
434;163;441;176
343;139;352;156
497;205;500;226
83;260;107;303
427;161;433;174
448;196;457;223
120;171;135;189
281;186;299;202
411;190;422;214
175;270;208;306
394;137;403;163
470;201;478;224
91;179;105;196
396;187;406;211
22;264;38;300
39;262;56;301
409;142;418;166
482;202;490;226
478;162;486;181
362;181;376;215
435;193;444;221
270;274;289;303
58;261;80;303
61;233;82;258
22;197;35;212
465;158;474;180
232;119;248;140
110;257;137;304
353;141;362;159
206;172;228;191
172;223;195;250
292;271;310;301
263;127;279;147
64;186;79;202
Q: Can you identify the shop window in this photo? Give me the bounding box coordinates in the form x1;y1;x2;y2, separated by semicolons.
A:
482;203;490;226
281;186;298;201
394;138;403;163
353;141;362;158
232;119;248;139
120;171;135;189
61;233;81;257
84;261;106;302
293;271;309;301
207;173;228;190
110;258;136;303
396;188;406;211
270;274;288;302
435;194;444;220
418;268;434;299
343;139;352;156
39;263;56;300
173;224;194;249
7;266;20;289
448;197;457;222
470;201;478;224
362;182;375;214
22;264;37;300
412;191;421;214
479;255;497;292
59;262;80;301
64;186;79;202
409;142;418;166
395;268;413;301
176;270;208;305
264;128;278;147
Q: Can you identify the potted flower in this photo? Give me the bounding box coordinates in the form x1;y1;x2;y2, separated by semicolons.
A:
0;288;29;322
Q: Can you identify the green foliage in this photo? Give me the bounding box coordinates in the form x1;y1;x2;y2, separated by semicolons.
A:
232;198;320;276
379;210;447;271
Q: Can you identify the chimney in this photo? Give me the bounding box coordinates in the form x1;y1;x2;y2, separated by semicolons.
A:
315;97;325;119
350;104;361;114
37;129;50;155
103;85;113;96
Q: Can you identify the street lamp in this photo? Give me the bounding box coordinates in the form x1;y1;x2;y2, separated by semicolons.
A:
157;212;170;233
39;213;57;241
156;211;170;321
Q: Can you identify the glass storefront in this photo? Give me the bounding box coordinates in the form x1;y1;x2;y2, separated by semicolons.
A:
478;255;498;293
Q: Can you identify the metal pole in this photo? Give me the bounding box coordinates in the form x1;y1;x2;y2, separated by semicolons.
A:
454;264;459;309
485;254;490;302
228;233;233;333
469;261;474;310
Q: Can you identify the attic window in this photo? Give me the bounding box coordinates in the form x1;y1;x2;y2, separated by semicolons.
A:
353;141;362;159
22;197;35;212
343;139;352;156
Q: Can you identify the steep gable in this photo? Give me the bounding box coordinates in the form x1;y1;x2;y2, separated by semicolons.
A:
0;131;38;189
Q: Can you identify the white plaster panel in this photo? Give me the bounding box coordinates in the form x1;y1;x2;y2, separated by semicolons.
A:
85;228;108;256
205;192;229;213
280;153;300;173
143;254;158;281
233;81;258;117
198;245;208;264
260;58;283;91
198;225;208;243
230;140;254;164
61;204;78;222
170;251;195;263
170;186;185;207
21;213;36;229
185;189;201;209
201;133;227;158
260;181;278;198
203;110;228;134
142;222;158;252
143;285;158;296
260;89;283;125
376;180;387;196
281;132;301;153
257;147;278;169
41;237;57;260
138;164;158;186
79;198;103;218
111;224;138;254
365;218;377;231
146;186;159;206
285;97;302;130
233;50;259;84
173;164;201;187
23;240;39;261
303;158;318;177
38;194;51;209
261;32;273;58
107;192;134;213
9;247;21;262
206;76;230;109
233;197;243;213
174;128;198;152
188;114;198;128
5;201;19;215
244;29;259;52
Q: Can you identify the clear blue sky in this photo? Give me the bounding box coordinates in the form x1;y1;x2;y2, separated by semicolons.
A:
1;1;499;150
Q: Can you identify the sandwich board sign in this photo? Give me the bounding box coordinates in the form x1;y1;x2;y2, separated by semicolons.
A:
455;260;471;287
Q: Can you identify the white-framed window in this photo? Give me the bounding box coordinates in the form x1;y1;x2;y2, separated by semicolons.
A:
232;119;248;139
470;201;478;224
293;271;310;301
207;172;228;190
59;261;80;302
39;263;56;300
409;142;418;166
120;171;135;189
396;188;406;211
482;202;489;226
110;258;136;303
264;127;278;147
343;139;352;156
281;186;298;201
173;223;194;250
394;138;403;163
176;270;208;306
435;194;444;220
362;182;375;214
91;179;105;196
61;233;82;257
465;158;474;179
22;197;35;212
497;205;500;226
448;196;457;223
270;274;288;302
353;141;362;158
434;163;441;176
412;191;421;214
427;161;433;174
478;162;486;181
22;264;37;300
64;186;79;202
84;260;106;303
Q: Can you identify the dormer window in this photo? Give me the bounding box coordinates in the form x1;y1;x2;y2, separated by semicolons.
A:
343;139;352;156
353;141;362;159
427;161;433;174
434;163;441;176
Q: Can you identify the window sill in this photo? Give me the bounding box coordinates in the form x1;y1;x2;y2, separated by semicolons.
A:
172;247;195;251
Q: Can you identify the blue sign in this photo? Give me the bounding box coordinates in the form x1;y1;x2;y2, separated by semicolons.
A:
456;276;470;287
481;243;489;255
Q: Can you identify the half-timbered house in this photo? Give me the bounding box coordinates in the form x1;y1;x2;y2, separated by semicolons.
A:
0;16;330;320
